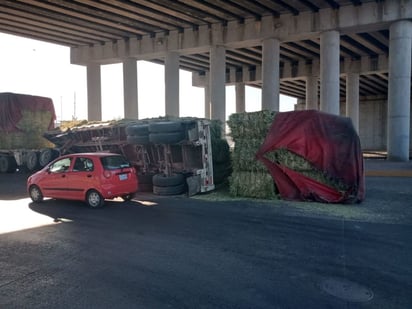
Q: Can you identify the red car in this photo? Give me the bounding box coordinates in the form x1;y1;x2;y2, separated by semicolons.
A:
27;152;138;208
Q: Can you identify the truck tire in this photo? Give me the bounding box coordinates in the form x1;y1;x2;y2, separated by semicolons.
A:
39;148;58;167
26;151;40;171
149;121;183;133
0;155;15;173
127;135;150;145
153;183;185;196
126;124;149;136
149;131;185;144
152;173;185;187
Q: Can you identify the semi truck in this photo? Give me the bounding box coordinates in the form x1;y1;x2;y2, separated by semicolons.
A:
0;92;59;173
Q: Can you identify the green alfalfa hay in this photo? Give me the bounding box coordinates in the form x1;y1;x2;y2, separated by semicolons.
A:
229;171;277;199
231;138;267;172
227;110;276;141
271;148;349;192
0;110;54;149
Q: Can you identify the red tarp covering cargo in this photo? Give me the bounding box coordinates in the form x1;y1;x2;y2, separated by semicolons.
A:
256;110;365;203
0;92;56;132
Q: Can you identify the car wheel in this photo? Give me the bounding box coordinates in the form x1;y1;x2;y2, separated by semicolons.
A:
29;185;44;203
86;190;104;208
122;194;133;201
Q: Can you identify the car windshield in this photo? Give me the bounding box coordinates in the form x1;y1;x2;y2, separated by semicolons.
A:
100;155;131;170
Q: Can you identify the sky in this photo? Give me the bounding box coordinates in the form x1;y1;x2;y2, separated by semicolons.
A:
0;33;296;122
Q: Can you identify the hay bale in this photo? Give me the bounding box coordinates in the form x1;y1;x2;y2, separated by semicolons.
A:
227;110;276;141
272;148;349;192
229;171;277;199
0;110;54;149
231;139;267;172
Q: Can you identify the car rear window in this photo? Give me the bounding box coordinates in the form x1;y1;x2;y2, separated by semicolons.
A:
100;155;131;170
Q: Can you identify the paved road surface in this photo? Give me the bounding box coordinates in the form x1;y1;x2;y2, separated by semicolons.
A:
0;173;411;308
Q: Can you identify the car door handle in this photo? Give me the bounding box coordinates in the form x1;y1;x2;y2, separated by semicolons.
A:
87;174;92;178
61;174;66;178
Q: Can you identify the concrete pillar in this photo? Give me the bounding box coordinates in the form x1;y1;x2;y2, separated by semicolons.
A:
204;79;211;119
86;63;102;121
235;83;246;113
320;30;340;115
306;75;318;110
262;38;280;111
165;52;180;117
210;45;226;125
346;72;360;132
387;20;412;161
123;58;138;119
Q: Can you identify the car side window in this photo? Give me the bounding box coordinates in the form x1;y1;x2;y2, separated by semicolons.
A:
73;157;94;172
49;158;71;173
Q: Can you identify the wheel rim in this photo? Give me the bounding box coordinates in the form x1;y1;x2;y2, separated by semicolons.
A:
30;187;41;201
88;191;101;207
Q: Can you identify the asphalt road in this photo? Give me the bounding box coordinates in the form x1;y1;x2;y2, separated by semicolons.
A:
0;173;411;308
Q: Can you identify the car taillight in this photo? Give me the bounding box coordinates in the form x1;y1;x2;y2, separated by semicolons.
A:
103;170;112;178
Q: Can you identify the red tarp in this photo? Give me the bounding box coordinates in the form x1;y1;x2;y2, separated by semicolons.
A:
256;110;365;203
0;92;56;132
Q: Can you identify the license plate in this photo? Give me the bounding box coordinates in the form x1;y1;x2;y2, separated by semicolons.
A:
119;174;128;181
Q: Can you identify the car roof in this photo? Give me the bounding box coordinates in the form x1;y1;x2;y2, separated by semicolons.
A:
61;152;122;158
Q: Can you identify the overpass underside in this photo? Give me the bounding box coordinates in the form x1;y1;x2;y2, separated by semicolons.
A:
0;0;411;161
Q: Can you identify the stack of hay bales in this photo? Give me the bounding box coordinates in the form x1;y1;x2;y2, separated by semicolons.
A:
0;108;54;149
227;110;277;199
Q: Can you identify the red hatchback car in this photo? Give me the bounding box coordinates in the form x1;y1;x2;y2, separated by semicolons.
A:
27;153;138;208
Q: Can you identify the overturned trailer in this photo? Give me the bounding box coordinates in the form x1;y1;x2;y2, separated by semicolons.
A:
43;118;215;196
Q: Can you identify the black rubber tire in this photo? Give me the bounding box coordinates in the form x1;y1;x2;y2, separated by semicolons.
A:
26;151;40;171
149;121;183;133
86;189;104;208
127;135;150;145
0;155;16;173
152;173;185;187
122;194;133;201
126;124;149;136
29;185;44;203
212;139;231;164
153;183;185;196
149;131;185;144
39;148;58;167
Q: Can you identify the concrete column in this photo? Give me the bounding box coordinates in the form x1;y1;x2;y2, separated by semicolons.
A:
86;63;102;121
204;79;211;119
346;72;360;132
123;58;138;119
320;30;340;115
387;20;412;161
235;83;246;113
262;38;280;111
306;75;318;110
210;45;226;125
165;52;180;117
